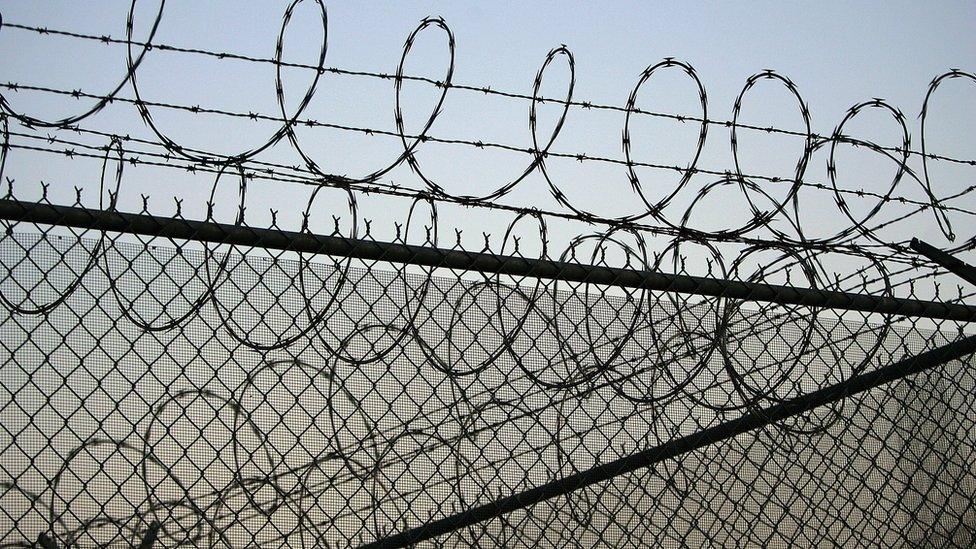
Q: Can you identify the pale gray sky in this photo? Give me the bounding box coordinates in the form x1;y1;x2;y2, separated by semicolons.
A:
0;1;974;294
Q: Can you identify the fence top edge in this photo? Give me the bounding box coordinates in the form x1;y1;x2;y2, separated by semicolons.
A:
1;198;973;323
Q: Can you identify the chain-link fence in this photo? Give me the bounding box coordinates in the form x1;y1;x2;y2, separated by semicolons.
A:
1;3;975;547
1;198;974;548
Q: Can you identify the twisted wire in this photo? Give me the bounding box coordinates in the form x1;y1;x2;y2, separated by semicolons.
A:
1;19;974;167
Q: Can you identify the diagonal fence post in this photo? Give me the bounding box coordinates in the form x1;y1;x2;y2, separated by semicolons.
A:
911;238;976;287
360;332;976;549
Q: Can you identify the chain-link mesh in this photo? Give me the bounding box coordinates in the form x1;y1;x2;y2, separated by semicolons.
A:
1;3;975;547
1;207;974;548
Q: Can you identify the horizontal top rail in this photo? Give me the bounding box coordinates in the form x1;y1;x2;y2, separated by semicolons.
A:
1;198;974;323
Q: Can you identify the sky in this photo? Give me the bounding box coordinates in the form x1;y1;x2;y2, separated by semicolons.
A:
0;0;974;298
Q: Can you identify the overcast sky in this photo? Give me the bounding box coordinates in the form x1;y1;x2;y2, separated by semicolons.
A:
1;1;973;294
